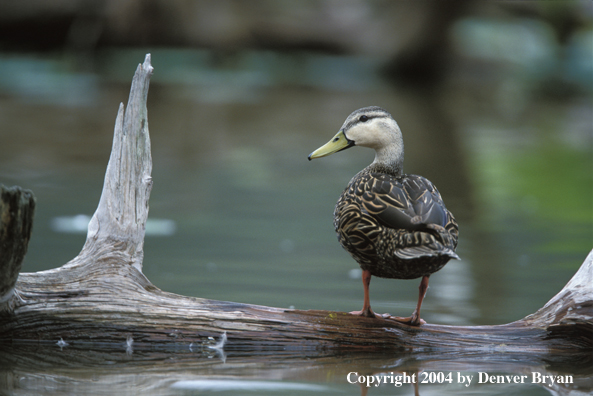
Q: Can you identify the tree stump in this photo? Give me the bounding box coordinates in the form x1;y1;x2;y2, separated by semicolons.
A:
0;185;35;312
0;55;591;362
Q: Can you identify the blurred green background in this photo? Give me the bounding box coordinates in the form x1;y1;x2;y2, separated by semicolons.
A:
1;0;591;326
0;0;593;324
1;1;592;395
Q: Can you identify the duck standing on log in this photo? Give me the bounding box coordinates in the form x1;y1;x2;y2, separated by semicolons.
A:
308;106;459;326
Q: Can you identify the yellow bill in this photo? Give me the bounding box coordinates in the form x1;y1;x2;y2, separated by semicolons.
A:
308;130;354;161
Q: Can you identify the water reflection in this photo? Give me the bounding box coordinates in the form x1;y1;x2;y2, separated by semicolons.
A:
1;344;589;396
50;215;177;236
171;379;331;392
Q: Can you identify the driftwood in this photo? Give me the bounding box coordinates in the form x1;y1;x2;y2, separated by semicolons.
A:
0;55;591;364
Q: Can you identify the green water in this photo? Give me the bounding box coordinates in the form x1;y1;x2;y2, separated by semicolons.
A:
0;50;591;395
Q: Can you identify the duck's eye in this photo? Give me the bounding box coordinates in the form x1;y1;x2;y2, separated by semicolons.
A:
359;115;369;122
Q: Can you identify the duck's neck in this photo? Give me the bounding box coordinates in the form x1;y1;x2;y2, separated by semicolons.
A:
370;142;404;176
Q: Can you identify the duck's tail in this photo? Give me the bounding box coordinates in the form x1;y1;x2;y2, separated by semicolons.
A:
426;223;460;260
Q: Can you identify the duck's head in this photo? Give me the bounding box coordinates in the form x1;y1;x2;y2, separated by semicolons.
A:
308;106;404;171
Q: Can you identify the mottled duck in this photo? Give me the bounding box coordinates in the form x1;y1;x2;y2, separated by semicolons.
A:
308;106;459;326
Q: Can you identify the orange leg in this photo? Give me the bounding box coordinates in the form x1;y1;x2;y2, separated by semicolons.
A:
390;275;429;326
349;270;389;319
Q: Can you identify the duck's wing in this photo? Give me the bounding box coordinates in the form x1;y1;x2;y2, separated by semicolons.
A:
359;173;458;259
360;173;449;232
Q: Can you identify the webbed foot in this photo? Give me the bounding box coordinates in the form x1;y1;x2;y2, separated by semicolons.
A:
386;311;426;326
349;307;390;319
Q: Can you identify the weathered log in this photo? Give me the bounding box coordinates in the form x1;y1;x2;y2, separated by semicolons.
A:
0;54;591;360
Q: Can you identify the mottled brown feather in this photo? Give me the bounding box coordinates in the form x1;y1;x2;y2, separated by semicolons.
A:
334;164;459;280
